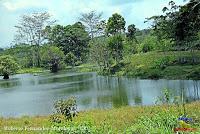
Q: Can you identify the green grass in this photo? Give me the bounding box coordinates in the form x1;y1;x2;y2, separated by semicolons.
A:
162;65;200;79
69;64;98;73
17;67;46;74
119;51;200;79
0;102;200;134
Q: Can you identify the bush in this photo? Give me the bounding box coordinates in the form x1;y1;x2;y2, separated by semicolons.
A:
141;43;152;53
40;46;65;73
186;67;200;80
0;55;19;79
146;69;161;79
50;114;66;124
156;88;173;104
152;56;174;70
54;97;78;121
137;35;157;53
110;61;125;74
65;52;78;67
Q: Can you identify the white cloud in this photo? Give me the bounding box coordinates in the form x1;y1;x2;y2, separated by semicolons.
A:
2;0;41;11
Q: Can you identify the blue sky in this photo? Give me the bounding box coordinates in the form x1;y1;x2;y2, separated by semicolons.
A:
0;0;186;48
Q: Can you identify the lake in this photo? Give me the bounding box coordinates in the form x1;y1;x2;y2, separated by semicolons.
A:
0;71;199;117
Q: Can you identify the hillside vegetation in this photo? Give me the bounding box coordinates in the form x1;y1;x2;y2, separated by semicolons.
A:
114;51;200;79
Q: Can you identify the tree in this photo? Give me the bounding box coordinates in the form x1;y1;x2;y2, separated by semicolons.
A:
147;0;200;51
0;55;19;79
79;11;103;39
175;0;200;49
65;52;77;67
96;20;107;36
106;13;126;35
0;48;3;53
3;44;35;68
14;12;55;67
125;24;138;54
108;34;124;63
89;37;112;72
127;24;137;42
45;22;90;63
184;0;200;12
40;46;65;73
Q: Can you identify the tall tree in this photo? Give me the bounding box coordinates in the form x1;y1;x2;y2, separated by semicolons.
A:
89;38;112;71
14;12;55;67
147;0;200;51
127;24;137;42
45;22;90;63
175;0;200;47
146;1;179;50
108;34;124;63
79;11;103;39
106;13;126;35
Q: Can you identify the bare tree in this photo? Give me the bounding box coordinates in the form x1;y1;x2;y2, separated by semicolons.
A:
14;12;55;67
79;11;103;39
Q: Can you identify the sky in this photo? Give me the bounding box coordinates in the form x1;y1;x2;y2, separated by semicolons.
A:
0;0;186;48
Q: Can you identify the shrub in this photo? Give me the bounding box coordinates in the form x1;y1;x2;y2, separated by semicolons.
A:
186;67;200;80
50;114;66;123
156;88;173;105
137;35;157;53
54;97;78;121
65;52;78;67
0;55;19;79
146;69;161;79
40;46;65;73
152;56;174;69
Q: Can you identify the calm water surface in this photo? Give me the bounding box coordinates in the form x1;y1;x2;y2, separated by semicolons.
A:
0;71;199;117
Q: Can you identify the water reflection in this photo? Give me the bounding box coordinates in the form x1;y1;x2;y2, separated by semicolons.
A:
0;72;199;117
0;78;21;89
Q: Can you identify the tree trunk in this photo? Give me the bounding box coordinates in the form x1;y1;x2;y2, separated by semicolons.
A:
37;46;41;67
51;60;58;73
3;73;9;79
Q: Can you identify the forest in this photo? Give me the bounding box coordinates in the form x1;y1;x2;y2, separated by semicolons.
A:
0;0;200;134
0;0;199;80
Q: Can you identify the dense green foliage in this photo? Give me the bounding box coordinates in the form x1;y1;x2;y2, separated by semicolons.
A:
45;22;90;64
120;51;200;79
0;0;198;79
2;44;34;68
40;46;65;73
0;1;199;134
106;13;126;35
107;34;123;63
0;55;19;79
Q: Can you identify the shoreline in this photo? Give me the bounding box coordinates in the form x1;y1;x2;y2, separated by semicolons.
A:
0;101;200;133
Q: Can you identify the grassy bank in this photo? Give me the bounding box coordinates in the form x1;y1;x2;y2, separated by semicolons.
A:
115;51;200;80
17;68;46;74
0;101;200;134
15;51;200;80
